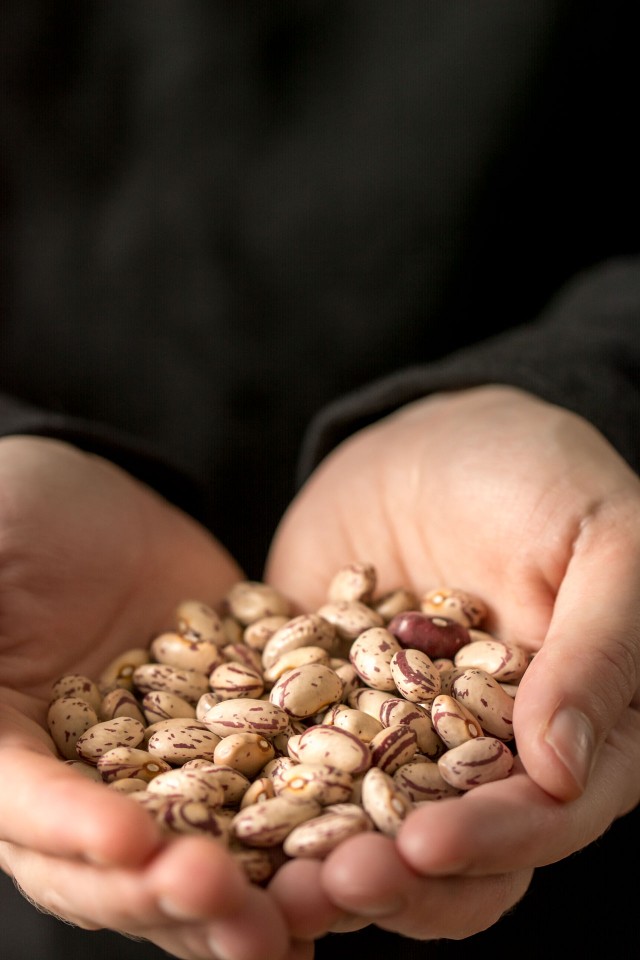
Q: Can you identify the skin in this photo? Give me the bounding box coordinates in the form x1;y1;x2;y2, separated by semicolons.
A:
265;385;640;943
1;383;639;955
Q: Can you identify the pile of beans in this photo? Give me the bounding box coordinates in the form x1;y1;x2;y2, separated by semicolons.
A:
47;563;530;883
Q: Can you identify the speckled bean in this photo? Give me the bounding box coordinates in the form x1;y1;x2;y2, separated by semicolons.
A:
293;724;371;776
231;796;321;847
150;631;223;675
209;662;264;700
142;689;197;724
390;648;441;704
175;599;224;645
369;723;418;774
269;663;344;719
50;674;102;713
75;716;146;764
100;687;147;725
47;697;99;761
450;667;515;741
273;762;353;805
224;581;291;625
327;562;377;604
96;746;171;782
454;636;530;682
420;587;487;627
213;732;275;778
202;698;290;738
349;627;402;691
283;803;373;858
261;614;337;670
98;648;150;692
146;720;221;765
393;759;461;801
132;662;210;704
437;736;514;789
360;766;413;837
431;694;483;749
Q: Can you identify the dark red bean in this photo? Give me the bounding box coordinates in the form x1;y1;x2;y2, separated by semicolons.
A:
386;612;471;659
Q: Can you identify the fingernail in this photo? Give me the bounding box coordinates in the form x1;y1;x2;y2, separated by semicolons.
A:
544;706;595;793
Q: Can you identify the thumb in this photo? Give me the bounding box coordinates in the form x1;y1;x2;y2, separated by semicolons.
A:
513;516;640;804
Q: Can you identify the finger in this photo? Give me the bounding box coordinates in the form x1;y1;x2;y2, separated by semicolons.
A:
514;501;640;801
268;856;349;940
397;716;640;878
3;835;246;933
0;743;163;865
320;832;532;940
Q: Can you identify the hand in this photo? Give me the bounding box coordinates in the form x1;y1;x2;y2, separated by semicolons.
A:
0;436;307;960
264;385;640;942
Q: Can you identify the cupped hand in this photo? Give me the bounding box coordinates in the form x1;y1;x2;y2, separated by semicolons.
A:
265;385;640;942
0;436;307;960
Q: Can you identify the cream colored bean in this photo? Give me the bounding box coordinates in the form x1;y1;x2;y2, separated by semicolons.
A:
261;614;337;670
142;689;197;724
213;732;275;778
349;627;402;691
437;736;514;789
195;692;220;721
294;725;371;776
146;767;226;805
369;723;418;774
64;759;103;782
374;588;419;622
431;694;483;749
390;648;441;704
274;762;353;805
221;615;244;645
96;746;171;782
347;687;396;718
451;667;515;741
109;777;149;794
231;796;321;847
316;600;384;644
99;648;150;693
132;662;210;705
327;562;377;604
331;660;361;699
175;599;224;645
51;674;102;713
47;697;99;761
225;581;291;625
393;759;461;801
146;720;221;765
331;707;384;743
99;688;147;725
263;645;331;684
361;766;413;837
75;716;146;764
209;662;264;700
150;631;224;675
240;776;275;808
283;803;373;858
420;587;487;627
243;615;291;652
454;637;530;682
269;663;344;719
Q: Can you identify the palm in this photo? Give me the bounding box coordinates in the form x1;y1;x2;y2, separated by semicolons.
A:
0;436;242;705
267;386;638;655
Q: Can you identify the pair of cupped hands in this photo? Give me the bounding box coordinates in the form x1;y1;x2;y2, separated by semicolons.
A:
0;385;638;960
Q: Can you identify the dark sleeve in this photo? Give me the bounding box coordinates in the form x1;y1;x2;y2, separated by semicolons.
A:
0;393;205;521
297;255;640;483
